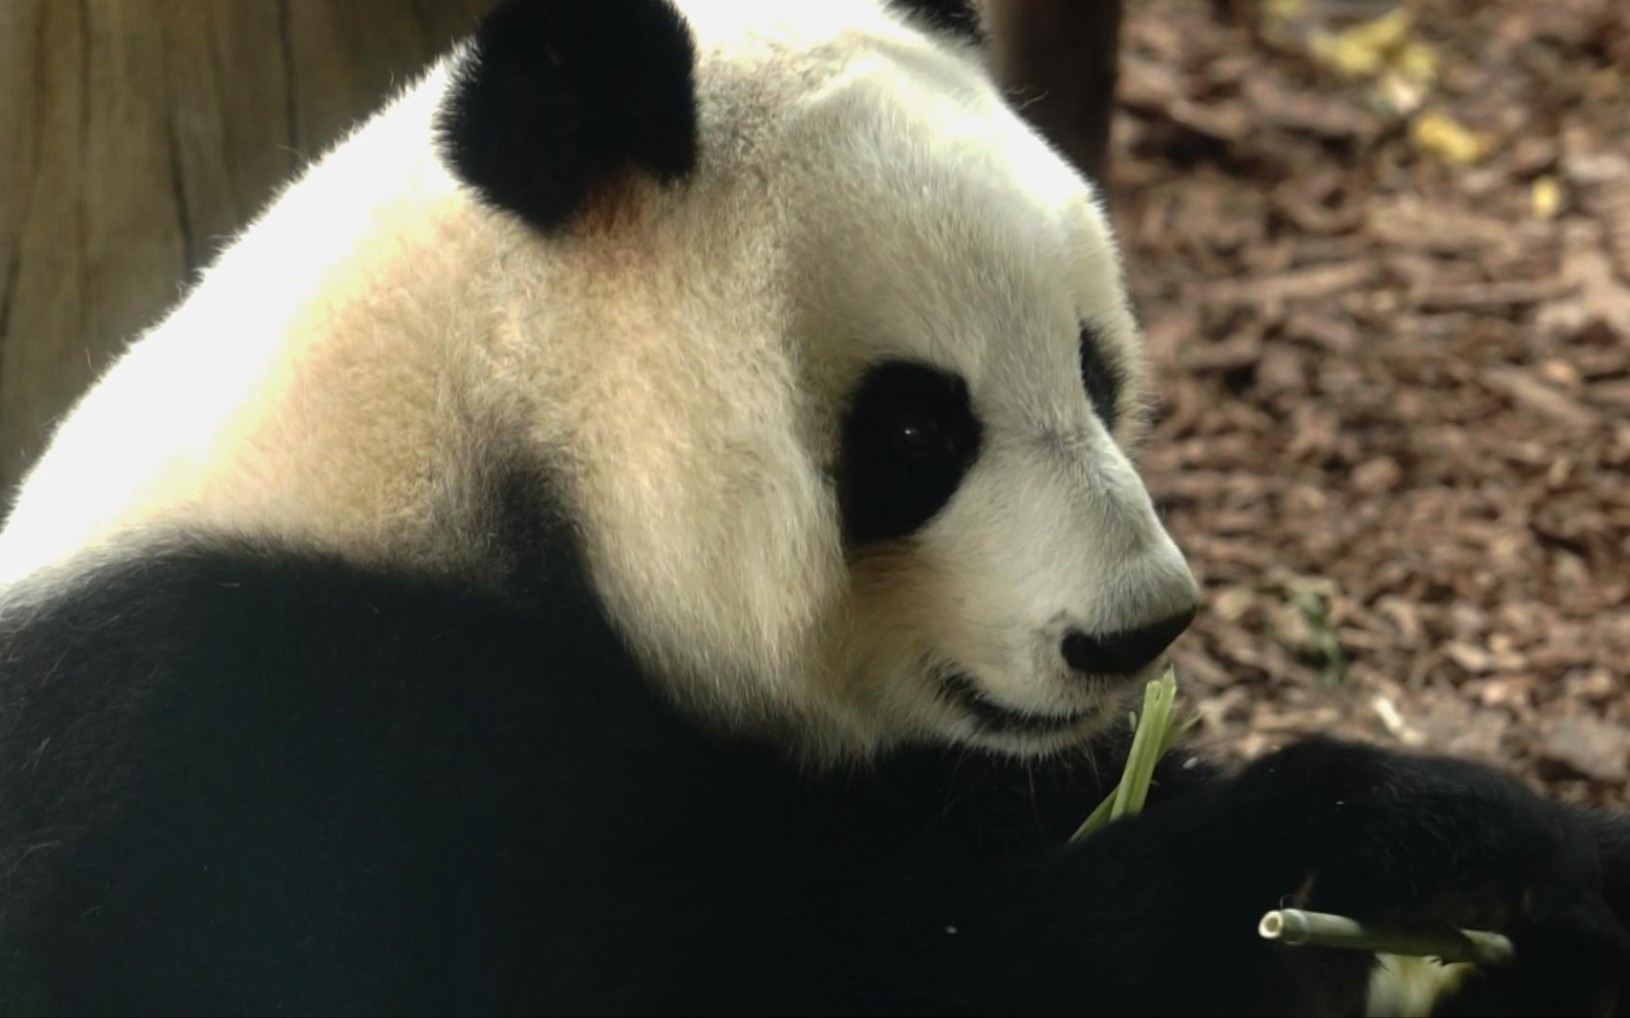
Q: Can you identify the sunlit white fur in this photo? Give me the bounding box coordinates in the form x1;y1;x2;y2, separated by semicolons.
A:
0;0;1196;762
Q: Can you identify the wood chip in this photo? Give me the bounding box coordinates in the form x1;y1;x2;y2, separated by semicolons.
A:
1540;715;1630;784
1481;367;1599;432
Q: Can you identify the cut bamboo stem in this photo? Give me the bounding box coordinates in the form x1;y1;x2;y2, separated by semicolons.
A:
1258;908;1514;967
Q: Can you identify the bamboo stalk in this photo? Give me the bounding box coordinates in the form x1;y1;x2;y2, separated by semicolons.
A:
1258;908;1514;967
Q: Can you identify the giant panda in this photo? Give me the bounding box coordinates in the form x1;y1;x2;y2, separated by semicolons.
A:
1;1;1627;1015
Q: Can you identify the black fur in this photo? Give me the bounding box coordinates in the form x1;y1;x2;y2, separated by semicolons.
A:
837;360;983;547
2;510;1626;1015
889;0;985;44
435;0;698;233
1078;322;1122;430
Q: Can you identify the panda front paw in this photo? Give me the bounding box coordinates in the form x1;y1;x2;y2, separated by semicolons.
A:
1232;737;1630;1016
1234;737;1583;927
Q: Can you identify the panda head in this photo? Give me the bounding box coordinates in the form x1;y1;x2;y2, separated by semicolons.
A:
428;0;1200;762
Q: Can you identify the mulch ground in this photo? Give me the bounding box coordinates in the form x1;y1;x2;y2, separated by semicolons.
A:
1108;0;1630;805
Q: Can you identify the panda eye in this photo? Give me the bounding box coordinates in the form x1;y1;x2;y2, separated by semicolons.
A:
1078;321;1123;429
836;360;983;546
891;417;948;459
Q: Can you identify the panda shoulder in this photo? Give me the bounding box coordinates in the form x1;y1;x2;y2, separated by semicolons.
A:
0;533;698;818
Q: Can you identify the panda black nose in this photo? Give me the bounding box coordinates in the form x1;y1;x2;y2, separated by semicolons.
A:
1061;607;1197;679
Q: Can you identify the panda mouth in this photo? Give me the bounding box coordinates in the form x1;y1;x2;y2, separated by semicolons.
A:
939;672;1092;735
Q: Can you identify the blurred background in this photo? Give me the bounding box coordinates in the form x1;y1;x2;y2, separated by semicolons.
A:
0;0;1624;803
1113;0;1630;807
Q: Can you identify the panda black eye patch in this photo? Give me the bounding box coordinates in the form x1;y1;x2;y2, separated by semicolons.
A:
837;360;982;547
1078;322;1121;430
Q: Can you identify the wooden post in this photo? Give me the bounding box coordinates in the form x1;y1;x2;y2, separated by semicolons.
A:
983;0;1124;187
0;0;493;495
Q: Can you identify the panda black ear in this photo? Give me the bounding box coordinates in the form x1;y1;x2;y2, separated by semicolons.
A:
887;0;985;44
436;0;699;233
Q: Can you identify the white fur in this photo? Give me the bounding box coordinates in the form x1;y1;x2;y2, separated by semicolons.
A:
0;0;1196;763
